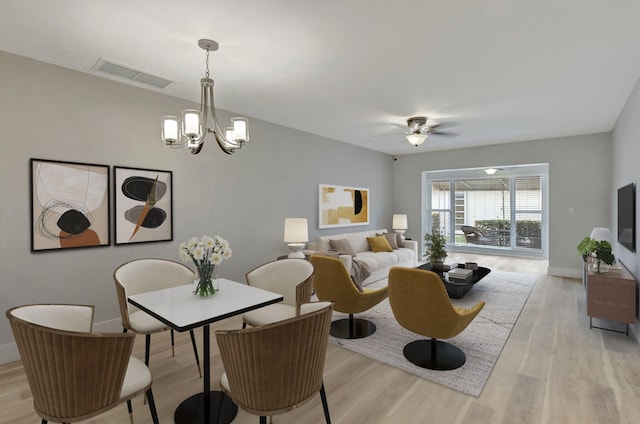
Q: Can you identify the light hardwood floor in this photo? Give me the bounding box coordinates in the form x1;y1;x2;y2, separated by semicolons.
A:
3;253;640;423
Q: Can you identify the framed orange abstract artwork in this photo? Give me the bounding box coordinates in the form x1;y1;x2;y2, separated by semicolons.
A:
318;184;369;229
30;158;110;252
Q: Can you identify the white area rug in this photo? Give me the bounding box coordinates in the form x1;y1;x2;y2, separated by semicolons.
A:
328;269;538;397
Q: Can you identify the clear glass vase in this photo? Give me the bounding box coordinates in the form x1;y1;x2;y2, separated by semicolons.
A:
194;265;218;297
588;258;609;274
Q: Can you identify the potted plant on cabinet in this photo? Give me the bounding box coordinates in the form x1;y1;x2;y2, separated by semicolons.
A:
577;236;615;273
425;228;448;270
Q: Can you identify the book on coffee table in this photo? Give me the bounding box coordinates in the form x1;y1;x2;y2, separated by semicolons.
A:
448;267;473;281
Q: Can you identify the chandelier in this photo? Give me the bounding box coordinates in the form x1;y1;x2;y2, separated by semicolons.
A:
161;39;249;155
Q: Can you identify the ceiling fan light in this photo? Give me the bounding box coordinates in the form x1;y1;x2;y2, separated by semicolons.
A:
485;168;498;175
406;133;428;146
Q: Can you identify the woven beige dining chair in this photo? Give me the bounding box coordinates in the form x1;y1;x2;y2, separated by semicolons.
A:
6;304;159;424
242;258;316;328
114;258;201;377
216;302;334;424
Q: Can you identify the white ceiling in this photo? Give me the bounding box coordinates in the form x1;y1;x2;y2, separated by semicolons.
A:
2;0;640;155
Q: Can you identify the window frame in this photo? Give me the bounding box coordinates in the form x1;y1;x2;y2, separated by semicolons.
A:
422;164;548;259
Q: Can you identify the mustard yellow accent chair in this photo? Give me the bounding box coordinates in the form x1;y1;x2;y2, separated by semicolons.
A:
388;267;485;370
309;255;388;339
216;302;334;424
6;304;159;424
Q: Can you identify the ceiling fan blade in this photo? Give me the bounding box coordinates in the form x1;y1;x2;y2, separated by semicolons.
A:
428;130;457;137
371;131;405;138
428;121;458;129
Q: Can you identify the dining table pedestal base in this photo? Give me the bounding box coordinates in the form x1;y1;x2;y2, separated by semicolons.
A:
174;391;238;424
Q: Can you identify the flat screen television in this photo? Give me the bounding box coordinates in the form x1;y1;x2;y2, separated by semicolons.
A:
617;183;635;252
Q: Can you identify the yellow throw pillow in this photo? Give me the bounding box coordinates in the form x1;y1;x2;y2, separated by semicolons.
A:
367;235;393;253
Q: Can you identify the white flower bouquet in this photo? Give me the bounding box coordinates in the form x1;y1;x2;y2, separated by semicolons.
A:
179;235;232;297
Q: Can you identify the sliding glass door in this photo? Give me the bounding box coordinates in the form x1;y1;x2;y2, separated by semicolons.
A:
425;166;546;257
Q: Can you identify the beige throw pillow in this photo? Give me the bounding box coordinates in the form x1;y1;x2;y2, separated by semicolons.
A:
329;238;357;257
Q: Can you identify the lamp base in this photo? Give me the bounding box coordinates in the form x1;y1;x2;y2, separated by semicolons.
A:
287;243;306;259
394;229;406;240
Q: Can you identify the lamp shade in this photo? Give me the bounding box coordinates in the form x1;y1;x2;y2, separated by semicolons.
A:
284;218;308;243
392;214;408;231
590;227;613;243
161;115;180;144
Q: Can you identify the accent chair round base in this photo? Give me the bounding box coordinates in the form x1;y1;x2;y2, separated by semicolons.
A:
403;339;466;370
330;318;376;339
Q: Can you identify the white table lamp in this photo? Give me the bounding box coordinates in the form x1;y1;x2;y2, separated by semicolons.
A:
393;214;408;236
590;227;613;243
284;218;308;258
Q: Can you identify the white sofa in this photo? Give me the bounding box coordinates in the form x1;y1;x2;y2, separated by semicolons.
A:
305;229;418;287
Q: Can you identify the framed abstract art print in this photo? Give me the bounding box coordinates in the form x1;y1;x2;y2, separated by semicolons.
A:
30;158;110;251
114;166;173;245
318;184;370;229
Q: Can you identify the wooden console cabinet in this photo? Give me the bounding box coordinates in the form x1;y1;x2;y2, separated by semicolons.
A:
586;262;637;335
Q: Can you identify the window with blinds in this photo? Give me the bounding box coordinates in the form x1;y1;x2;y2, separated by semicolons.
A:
426;171;544;254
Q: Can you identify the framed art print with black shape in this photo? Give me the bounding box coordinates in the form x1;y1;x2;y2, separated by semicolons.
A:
30;158;110;252
318;184;370;229
114;166;173;245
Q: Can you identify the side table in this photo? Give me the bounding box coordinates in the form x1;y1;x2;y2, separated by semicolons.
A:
586;262;636;335
277;254;310;260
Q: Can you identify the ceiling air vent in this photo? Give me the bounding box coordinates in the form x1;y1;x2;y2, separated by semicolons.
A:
92;58;172;89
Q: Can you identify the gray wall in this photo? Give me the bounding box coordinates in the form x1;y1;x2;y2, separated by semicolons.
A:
2;48;635;360
391;133;612;277
0;51;393;361
611;76;640;341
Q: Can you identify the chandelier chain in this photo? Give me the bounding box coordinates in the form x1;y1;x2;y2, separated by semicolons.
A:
205;48;210;78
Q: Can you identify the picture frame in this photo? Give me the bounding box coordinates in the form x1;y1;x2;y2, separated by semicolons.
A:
30;158;110;252
114;166;173;245
318;184;370;229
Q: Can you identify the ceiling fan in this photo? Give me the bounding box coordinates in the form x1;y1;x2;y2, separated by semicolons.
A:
403;116;455;146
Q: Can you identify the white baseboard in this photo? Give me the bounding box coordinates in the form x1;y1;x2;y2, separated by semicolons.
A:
0;342;19;365
547;266;582;279
1;317;124;365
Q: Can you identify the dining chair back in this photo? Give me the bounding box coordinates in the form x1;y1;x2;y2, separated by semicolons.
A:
216;302;333;424
6;304;159;424
242;258;315;327
114;258;202;376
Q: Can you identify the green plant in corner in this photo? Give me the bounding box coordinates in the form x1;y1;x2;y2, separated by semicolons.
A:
577;236;615;273
424;227;448;266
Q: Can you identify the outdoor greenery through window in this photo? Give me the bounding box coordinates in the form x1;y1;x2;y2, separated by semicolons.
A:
425;165;547;257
